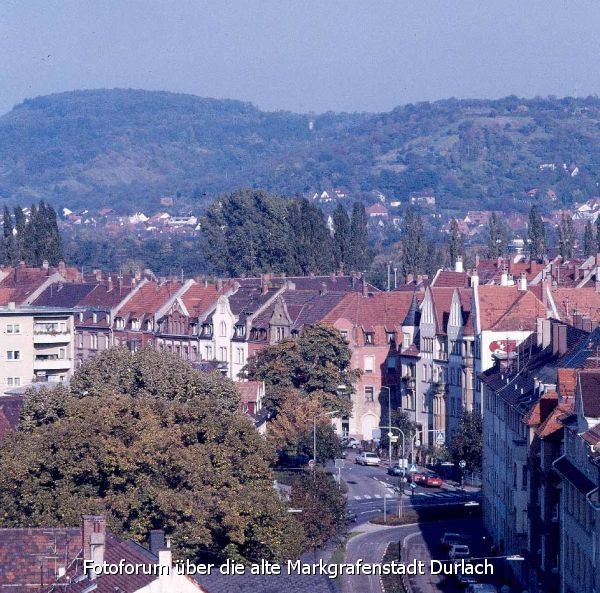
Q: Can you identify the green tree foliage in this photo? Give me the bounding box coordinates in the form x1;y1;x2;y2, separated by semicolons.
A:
449;410;482;472
245;323;358;417
379;409;418;458
400;206;426;279
289;469;346;551
583;221;595;257
287;198;334;274
487;212;508;258
1;201;63;266
332;204;351;272
558;213;575;258
2;348;303;563
267;388;342;462
202;189;339;277
527;205;546;261
348;202;371;272
448;218;465;267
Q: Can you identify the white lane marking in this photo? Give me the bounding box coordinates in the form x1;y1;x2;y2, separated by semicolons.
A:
363;494;372;499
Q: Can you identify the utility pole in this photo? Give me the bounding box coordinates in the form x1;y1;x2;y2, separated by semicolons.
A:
387;261;392;291
382;386;392;466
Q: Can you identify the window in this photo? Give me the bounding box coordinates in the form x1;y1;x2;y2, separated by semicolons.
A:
365;386;374;402
131;319;141;331
58;348;66;360
236;348;245;365
77;333;83;348
6;324;21;334
6;350;20;361
116;318;124;330
403;332;410;349
364;356;375;373
5;377;20;386
220;321;227;337
205;345;213;360
387;356;396;370
90;334;98;350
340;330;348;341
219;347;227;362
364;332;373;345
386;332;396;344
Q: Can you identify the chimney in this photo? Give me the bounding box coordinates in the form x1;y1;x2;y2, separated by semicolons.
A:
82;515;106;578
500;268;509;286
455;256;464;273
320;282;327;296
134;269;141;282
542;318;552;349
262;279;269;295
58;261;66;274
149;530;166;556
552;322;568;356
475;253;480;268
107;276;113;291
362;275;368;297
94;269;103;281
470;270;479;288
7;301;15;311
582;317;593;333
41;260;49;270
157;538;174;588
217;278;223;292
536;317;544;348
517;272;527;292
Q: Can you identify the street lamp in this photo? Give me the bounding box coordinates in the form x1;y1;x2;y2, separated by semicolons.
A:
382;385;393;467
313;410;340;465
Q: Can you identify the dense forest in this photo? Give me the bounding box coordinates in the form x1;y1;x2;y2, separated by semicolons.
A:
2;90;600;213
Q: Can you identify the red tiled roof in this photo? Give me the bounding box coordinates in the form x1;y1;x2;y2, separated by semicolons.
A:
558;368;577;399
180;283;221;316
536;403;572;439
432;271;469;288
550;288;600;322
477;286;546;331
118;281;180;317
236;381;263;405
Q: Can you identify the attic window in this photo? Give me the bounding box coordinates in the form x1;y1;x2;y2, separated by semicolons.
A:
79;312;83;323
364;332;374;345
235;325;246;338
131;319;141;331
386;332;396;344
92;313;98;324
116;318;124;330
146;320;153;331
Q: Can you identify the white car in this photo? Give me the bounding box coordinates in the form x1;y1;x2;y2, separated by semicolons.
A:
448;544;471;560
355;452;381;466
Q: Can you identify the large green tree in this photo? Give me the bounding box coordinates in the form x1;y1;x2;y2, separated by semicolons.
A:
447;218;465;267
487;212;508;258
527;205;546;261
449;410;482;472
245;323;358;417
2;348;303;563
348;202;371;272
558;213;575;259
400;206;426;279
583;220;595;257
332;204;351;272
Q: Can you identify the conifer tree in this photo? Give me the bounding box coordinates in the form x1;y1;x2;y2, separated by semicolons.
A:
400;206;426;279
448;218;465;267
332;204;351;272
558;213;575;259
583;220;595;257
1;206;15;265
13;205;26;262
487;212;508;258
348;202;371;272
527;205;546;261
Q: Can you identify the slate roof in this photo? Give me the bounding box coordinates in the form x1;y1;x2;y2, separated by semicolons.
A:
402;293;420;327
0;396;23;441
579;370;600;418
78;281;137;309
33;283;98;307
229;286;280;322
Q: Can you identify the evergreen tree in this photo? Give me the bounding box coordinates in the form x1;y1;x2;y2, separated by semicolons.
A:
583;220;595;257
332;204;351;272
13;205;26;262
487;212;508;258
348;202;371;272
527;205;546;260
448;218;465;267
558;213;575;259
1;206;15;265
400;206;426;279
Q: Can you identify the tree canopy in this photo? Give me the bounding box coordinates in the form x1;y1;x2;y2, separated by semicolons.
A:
1;348;303;563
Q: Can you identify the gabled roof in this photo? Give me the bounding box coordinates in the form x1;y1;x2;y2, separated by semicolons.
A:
578;370;600;418
118;281;180;318
550;288;600;322
431;270;469;288
402;293;421;327
430;287;473;335
477;286;546;331
33;283;98;308
180;283;221;317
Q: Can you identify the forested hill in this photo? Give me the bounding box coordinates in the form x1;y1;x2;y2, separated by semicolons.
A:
2;89;600;213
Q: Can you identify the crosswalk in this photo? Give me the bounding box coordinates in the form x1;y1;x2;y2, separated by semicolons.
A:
352;490;472;501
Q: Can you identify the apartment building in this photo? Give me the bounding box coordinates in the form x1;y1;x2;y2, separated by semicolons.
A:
0;303;75;393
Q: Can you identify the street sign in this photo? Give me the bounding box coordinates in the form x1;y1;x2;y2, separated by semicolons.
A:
409;482;417;489
436;431;445;446
459;460;467;469
390;436;398;443
409;464;418;473
334;458;345;469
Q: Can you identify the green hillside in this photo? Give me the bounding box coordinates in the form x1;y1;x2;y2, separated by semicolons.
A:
1;89;600;212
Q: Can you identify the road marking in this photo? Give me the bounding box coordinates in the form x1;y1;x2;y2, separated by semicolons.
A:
363;494;372;499
374;494;382;499
353;496;362;500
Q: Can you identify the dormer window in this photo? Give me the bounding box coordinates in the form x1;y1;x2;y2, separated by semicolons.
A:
364;332;374;345
106;314;111;325
116;318;125;330
235;325;246;338
92;312;98;324
131;319;141;331
146;320;153;331
386;332;396;344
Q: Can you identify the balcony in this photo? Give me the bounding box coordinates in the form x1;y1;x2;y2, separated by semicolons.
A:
33;330;71;344
34;356;72;371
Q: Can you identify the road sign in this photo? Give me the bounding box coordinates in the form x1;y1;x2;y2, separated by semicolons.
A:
409;464;418;473
436;431;445;446
334;458;345;469
390;436;398;443
308;459;316;469
459;460;467;469
409;482;417;489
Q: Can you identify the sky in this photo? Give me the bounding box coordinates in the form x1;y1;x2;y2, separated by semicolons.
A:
2;0;600;115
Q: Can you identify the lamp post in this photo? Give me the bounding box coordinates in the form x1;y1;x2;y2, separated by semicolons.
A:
313;410;340;466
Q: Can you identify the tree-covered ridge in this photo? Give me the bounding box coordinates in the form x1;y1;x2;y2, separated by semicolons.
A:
3;90;600;212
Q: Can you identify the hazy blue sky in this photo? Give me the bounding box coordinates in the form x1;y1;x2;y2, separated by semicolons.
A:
2;0;600;115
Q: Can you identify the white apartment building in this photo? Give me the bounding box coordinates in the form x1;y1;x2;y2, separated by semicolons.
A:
0;304;75;393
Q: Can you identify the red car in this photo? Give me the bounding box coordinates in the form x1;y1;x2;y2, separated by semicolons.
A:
424;474;443;488
410;472;427;485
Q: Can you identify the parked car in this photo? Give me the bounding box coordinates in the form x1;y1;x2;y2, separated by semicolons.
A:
440;532;470;549
343;437;361;449
387;464;406;476
424;473;443;488
449;544;471;560
356;452;381;466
